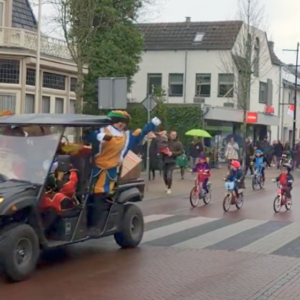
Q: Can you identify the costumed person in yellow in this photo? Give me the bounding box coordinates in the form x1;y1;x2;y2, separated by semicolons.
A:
84;110;161;235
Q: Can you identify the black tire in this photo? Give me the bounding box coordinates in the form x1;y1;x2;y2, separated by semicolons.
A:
190;187;200;207
223;194;231;212
285;199;292;210
114;204;144;248
0;224;39;282
252;176;257;190
273;196;281;213
236;193;244;209
203;189;211;205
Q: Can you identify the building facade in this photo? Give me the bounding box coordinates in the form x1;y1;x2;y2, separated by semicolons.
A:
0;0;86;114
129;18;280;142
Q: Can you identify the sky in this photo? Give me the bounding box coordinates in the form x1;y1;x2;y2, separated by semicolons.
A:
32;0;300;65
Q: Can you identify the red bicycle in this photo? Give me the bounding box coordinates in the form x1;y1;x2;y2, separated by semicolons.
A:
272;180;292;213
189;171;211;207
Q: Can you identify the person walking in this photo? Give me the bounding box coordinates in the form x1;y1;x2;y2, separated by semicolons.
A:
244;138;254;176
274;140;284;169
142;132;159;180
189;137;203;169
162;130;183;194
225;137;239;170
176;150;188;179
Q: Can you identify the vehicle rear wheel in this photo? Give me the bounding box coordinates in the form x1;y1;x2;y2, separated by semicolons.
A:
114;204;144;248
273;196;282;213
190;187;200;207
223;194;231;212
0;224;39;282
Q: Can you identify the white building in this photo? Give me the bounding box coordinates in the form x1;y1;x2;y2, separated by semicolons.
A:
279;65;300;144
0;0;87;114
130;18;280;142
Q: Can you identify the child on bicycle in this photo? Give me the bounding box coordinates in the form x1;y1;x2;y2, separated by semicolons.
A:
275;163;294;201
225;160;245;199
192;156;210;194
252;149;267;181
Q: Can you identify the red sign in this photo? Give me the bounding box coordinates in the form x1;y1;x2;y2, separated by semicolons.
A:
246;112;258;123
265;105;274;114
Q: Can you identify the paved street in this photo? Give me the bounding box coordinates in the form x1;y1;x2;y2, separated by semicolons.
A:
2;167;300;299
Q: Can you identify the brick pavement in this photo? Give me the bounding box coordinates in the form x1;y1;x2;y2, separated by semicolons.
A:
2;247;300;300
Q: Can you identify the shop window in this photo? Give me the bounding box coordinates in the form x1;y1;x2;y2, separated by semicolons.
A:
0;59;20;84
259;82;267;103
70;78;77;92
42;96;50;113
70;99;76;114
0;94;16;112
43;72;66;90
169;73;184;97
26;69;35;86
195;74;211;97
25;94;35;113
147;73;162;95
218;74;234;97
55;97;64;113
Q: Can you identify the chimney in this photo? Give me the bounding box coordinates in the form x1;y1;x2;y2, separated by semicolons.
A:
185;17;191;22
268;41;274;51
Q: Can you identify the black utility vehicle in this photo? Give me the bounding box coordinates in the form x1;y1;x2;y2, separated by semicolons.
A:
0;114;145;282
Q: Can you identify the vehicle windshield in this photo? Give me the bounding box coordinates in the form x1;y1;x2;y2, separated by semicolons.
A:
0;125;63;185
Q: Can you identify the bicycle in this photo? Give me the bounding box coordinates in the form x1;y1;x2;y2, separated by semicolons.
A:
252;163;265;190
223;179;244;212
272;180;292;213
189;172;211;207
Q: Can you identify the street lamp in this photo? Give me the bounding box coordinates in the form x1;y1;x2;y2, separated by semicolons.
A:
35;0;42;113
283;43;299;150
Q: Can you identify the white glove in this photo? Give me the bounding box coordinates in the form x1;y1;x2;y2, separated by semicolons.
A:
151;117;161;126
97;132;106;142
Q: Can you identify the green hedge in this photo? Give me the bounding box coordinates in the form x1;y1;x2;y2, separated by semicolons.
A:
83;102;203;145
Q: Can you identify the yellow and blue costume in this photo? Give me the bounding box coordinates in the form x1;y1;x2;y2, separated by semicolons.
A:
85;110;161;194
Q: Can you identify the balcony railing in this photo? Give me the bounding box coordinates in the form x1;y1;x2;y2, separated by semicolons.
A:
0;27;72;60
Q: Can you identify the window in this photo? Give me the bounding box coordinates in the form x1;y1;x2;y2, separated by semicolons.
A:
0;2;4;27
259;82;267;103
0;94;16;112
195;74;211;97
194;32;205;42
70;99;76;114
0;60;20;84
218;74;234;97
43;72;66;90
147;73;162;95
26;69;35;86
42;96;50;113
55;97;64;113
25;94;35;113
70;78;77;92
169;74;184;97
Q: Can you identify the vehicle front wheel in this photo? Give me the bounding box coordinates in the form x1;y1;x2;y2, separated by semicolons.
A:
114;204;144;248
0;224;39;282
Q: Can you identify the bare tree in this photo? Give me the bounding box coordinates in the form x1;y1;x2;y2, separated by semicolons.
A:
219;0;271;149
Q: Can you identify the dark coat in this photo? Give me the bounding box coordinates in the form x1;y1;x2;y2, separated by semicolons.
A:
162;138;183;164
142;139;160;170
189;141;203;158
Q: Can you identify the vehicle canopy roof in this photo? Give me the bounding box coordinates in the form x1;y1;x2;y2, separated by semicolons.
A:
0;113;110;127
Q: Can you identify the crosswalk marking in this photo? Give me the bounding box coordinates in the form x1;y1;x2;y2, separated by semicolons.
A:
143;214;173;223
141;216;218;244
172;219;268;249
237;222;300;254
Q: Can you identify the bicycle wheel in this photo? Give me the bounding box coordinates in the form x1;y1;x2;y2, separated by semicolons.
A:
223;194;231;212
260;176;265;188
285;198;292;210
203;187;211;205
190;187;200;207
252;175;259;190
273;196;282;213
236;192;244;209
